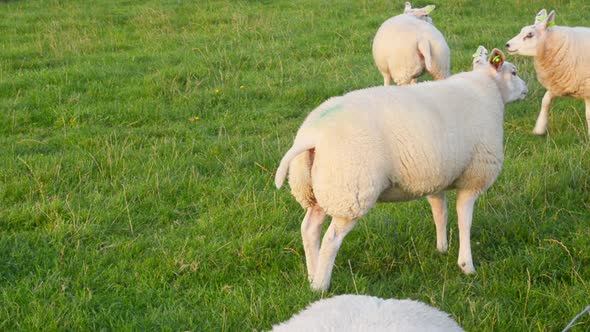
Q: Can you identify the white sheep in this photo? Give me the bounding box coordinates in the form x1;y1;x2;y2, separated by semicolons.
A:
271;295;465;332
372;2;450;86
506;9;590;137
275;48;528;291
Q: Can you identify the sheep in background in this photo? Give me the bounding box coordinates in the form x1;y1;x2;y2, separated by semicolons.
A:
372;2;450;86
271;295;465;332
506;9;590;137
275;48;528;291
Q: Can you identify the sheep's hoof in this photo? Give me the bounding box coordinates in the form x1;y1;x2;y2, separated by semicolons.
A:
458;262;476;275
532;128;547;136
310;280;329;292
436;244;448;253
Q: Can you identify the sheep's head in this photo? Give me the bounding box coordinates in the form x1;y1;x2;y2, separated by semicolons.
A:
505;9;556;56
485;49;528;103
403;2;435;24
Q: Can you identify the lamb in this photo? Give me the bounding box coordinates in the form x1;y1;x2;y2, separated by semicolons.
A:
271;295;465;332
275;48;528;291
372;2;450;86
506;9;590;137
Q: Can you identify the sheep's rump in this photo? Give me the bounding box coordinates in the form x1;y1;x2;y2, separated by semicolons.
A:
372;14;450;81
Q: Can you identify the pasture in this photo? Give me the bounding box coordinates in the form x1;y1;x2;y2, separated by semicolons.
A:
0;0;589;330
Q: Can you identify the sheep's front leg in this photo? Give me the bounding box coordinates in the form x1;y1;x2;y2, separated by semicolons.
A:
533;90;554;135
427;192;448;252
585;99;590;138
456;190;479;275
311;216;358;291
301;205;326;282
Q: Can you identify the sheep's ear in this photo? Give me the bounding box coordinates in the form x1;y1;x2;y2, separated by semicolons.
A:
472;45;488;60
404;2;412;13
489;48;505;72
411;5;435;16
423;5;435;14
536;10;556;31
472;46;489;69
534;9;547;25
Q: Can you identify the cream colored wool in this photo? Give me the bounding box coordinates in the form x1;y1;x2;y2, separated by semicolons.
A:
275;49;528;291
372;3;450;86
506;9;590;137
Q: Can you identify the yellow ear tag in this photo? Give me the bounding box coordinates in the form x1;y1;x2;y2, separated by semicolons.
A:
535;14;555;28
493;55;501;63
423;5;435;14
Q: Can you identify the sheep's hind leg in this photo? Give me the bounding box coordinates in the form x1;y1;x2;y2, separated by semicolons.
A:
533;90;554;135
301;205;326;282
310;216;358;291
585;99;590;138
455;190;479;275
427;192;448;252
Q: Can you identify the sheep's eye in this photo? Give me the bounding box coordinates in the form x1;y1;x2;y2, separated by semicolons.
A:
526;32;534;38
512;71;517;76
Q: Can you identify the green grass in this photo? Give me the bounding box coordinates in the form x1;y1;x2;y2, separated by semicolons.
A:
1;0;589;330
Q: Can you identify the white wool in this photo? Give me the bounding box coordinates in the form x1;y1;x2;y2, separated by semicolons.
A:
506;9;590;136
275;49;527;291
271;295;465;332
372;5;450;86
278;61;524;218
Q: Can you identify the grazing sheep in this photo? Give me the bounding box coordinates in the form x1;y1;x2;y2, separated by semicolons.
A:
506;9;590;137
372;2;450;86
271;295;465;332
275;48;528;291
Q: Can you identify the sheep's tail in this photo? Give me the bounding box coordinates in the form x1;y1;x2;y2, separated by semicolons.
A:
418;39;433;72
275;136;315;189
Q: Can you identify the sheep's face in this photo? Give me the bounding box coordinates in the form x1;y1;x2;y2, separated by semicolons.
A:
498;62;528;103
505;25;538;56
484;48;528;103
404;2;434;24
505;9;556;57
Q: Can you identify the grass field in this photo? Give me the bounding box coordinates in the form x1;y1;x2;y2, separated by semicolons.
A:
1;0;589;330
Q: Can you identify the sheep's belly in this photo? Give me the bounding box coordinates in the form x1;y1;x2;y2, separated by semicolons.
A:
377;184;428;202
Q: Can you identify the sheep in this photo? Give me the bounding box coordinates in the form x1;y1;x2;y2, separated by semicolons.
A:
506;9;590;137
271;295;465;332
372;2;450;86
275;48;528;291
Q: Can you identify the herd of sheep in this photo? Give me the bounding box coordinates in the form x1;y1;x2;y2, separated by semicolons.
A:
273;2;589;331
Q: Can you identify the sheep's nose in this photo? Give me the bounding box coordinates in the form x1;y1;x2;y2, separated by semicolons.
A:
505;43;510;49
